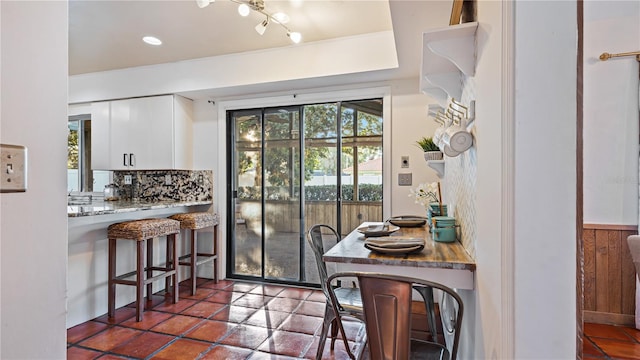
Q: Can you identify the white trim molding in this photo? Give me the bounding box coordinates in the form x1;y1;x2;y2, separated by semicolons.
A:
501;0;516;358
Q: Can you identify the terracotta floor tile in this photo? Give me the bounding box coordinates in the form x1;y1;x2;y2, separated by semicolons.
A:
181;301;226;318
211;305;258;323
153;298;198;313
207;291;246;304
234;293;274;308
250;284;286;297
295;301;326;317
97;354;131;359
279;314;322;335
110;331;174;358
150;338;211;360
125;294;168;310
257;330;314;357
67;321;110;344
78;326;143;352
622;326;640;343
186;319;238;343
179;287;217;300
93;307;137;325
223;282;259;293
585;323;634;341
306;291;327;303
66;346;103;360
277;287;313;300
219;324;273;349
265;297;302;313
201;344;253;360
119;311;173;330
245;309;291;329
151;314;204;336
303;337;360;360
583;337;606;357
590;337;640;359
250;352;301;360
340;320;366;342
199;279;234;290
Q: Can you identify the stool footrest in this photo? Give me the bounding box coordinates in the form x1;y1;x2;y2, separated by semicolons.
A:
113;268;176;285
178;253;217;267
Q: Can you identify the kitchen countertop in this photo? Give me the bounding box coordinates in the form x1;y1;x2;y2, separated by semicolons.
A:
68;199;213;217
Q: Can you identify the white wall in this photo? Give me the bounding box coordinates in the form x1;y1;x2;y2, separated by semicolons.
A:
0;1;68;358
514;1;577;358
583;1;640;225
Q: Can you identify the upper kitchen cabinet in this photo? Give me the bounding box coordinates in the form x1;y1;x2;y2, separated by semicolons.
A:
91;95;193;170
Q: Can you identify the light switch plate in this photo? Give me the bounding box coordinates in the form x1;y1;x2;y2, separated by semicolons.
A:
124;175;132;185
398;173;412;186
401;156;409;168
1;144;28;193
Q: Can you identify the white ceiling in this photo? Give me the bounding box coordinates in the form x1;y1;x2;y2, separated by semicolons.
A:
69;0;453;92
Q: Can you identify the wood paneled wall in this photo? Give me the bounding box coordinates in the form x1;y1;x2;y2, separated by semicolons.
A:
583;224;637;325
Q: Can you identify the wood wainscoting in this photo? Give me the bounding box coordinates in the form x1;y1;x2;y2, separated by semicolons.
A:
583;224;637;326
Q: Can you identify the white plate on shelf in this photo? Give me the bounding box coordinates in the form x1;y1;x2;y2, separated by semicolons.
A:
357;224;400;237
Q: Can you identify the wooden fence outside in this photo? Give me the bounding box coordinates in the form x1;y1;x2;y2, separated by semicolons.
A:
237;200;383;236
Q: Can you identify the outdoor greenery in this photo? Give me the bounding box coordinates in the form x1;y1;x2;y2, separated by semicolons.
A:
68;126;78;169
233;101;383;200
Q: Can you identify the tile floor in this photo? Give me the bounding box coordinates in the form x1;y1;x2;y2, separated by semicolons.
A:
67;278;366;360
68;278;638;359
583;322;640;359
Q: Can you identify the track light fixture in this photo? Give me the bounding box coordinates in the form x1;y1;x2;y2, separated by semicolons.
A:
196;0;302;43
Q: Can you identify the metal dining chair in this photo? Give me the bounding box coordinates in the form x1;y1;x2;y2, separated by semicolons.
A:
307;224;366;360
327;271;464;360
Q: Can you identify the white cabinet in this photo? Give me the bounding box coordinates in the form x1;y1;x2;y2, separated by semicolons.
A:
91;95;193;170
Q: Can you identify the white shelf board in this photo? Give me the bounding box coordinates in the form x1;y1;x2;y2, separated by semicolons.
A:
420;22;478;105
426;160;445;178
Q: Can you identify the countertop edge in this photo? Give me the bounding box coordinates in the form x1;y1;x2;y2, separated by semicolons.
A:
68;200;213;217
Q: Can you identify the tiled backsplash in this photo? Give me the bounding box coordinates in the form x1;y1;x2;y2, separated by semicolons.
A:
443;75;477;258
113;170;213;202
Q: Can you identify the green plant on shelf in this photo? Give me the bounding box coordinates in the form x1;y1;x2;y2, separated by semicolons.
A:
415;136;439;152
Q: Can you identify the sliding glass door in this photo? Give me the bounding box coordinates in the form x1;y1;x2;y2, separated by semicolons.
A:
228;99;383;286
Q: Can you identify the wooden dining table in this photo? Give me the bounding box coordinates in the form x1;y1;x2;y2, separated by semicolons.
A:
323;222;476;290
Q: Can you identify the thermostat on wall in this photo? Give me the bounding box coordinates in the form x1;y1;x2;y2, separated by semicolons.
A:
1;144;28;193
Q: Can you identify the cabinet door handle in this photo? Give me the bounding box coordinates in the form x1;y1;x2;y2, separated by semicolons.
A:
123;153;128;167
129;153;135;167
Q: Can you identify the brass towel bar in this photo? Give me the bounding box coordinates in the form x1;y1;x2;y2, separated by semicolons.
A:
599;51;640;61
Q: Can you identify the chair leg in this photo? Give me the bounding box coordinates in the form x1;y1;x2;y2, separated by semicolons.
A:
191;229;197;296
165;232;172;294
330;318;338;350
414;286;438;343
136;240;145;322
213;224;219;283
146;237;153;304
316;307;333;360
107;238;116;318
171;233;179;304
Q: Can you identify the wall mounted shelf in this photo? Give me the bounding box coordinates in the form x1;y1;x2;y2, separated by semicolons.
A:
426;160;445;178
420;22;478;106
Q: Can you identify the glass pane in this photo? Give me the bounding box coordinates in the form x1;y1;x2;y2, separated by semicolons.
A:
68;121;80;192
304;103;338;139
303;104;339;284
233;111;263;277
264;108;301;281
356;146;383;202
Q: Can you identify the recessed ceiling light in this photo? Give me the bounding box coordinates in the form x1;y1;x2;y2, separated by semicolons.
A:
142;36;162;46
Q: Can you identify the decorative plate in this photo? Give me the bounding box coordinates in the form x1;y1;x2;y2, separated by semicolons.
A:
357;224;400;237
388;215;427;227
